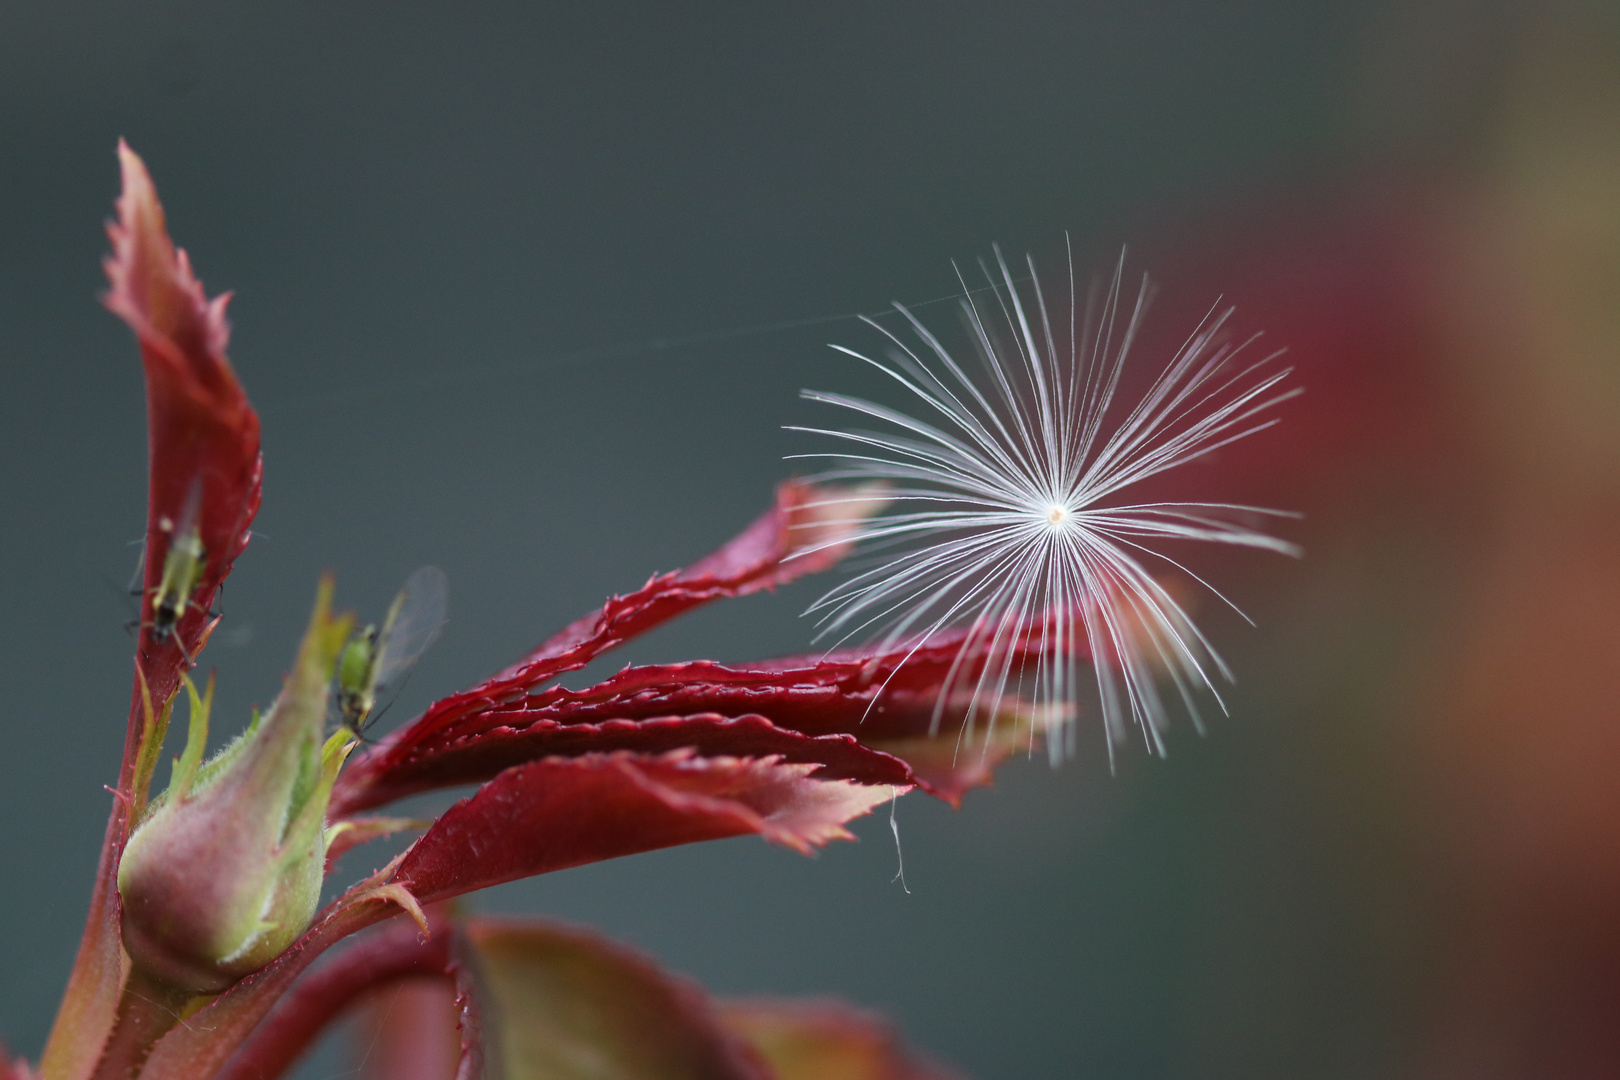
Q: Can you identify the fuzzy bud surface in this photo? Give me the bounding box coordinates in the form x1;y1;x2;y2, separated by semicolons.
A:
117;580;354;994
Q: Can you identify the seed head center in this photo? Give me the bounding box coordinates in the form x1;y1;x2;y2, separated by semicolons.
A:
1046;504;1069;527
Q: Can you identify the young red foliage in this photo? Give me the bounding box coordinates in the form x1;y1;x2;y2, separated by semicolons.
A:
329;480;882;812
104;141;262;712
333;504;1073;818
331;652;1043;815
334;710;916;817
366;479;873;743
391;750;899;904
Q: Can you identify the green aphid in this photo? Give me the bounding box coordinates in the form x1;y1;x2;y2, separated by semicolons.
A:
148;484;208;656
337;565;448;733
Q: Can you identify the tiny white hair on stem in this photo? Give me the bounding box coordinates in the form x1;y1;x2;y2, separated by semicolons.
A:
786;242;1302;765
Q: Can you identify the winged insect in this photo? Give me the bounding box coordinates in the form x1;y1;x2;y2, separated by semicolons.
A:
144;481;208;662
336;565;448;734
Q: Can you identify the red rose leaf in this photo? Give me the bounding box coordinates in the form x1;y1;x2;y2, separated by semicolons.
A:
391;751;898;904
387;480;884;742
335;617;1070;816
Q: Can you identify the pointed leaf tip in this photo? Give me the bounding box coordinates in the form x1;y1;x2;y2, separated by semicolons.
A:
447;479;888;703
106;141;234;390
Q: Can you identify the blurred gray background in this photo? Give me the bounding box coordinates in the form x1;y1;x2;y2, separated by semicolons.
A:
7;2;1610;1078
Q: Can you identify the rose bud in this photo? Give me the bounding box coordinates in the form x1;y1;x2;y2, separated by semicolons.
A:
118;577;355;994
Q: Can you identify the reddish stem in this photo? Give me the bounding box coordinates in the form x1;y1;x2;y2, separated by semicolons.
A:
213;921;452;1080
44;676;169;1080
89;969;193;1080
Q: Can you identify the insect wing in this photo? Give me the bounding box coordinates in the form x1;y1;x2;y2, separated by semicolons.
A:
373;565;448;691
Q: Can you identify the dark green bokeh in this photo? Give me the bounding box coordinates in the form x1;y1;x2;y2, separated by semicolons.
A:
0;3;1420;1076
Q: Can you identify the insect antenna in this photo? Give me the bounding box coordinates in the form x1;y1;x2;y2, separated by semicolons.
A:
362;659;425;736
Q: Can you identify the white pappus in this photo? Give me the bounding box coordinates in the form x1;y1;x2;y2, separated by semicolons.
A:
788;243;1302;764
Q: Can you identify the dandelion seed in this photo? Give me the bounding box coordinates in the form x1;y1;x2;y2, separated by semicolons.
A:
788;243;1301;764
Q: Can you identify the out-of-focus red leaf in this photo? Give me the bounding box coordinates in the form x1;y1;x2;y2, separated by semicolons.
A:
457;918;772;1080
719;999;970;1080
42;142;264;1080
392;751;898;904
214;917;453;1080
335;617;1066;817
351;979;462;1080
383;480;881;744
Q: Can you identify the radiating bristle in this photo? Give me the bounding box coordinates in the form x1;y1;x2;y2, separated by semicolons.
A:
790;243;1300;763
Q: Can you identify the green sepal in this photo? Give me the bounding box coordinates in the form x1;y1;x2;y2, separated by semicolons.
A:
169;672;215;801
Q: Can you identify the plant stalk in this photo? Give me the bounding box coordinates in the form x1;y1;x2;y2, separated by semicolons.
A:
89;969;195;1080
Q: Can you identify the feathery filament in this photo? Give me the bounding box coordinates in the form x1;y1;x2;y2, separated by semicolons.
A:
790;245;1301;764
